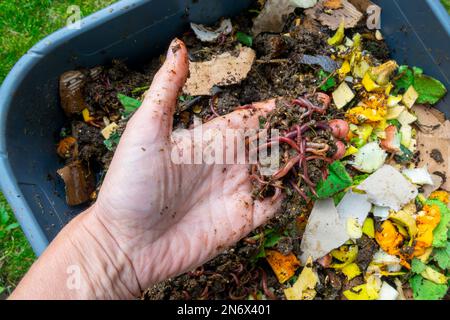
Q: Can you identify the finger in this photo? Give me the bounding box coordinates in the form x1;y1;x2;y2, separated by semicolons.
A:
132;38;189;140
252;195;284;229
202;99;276;131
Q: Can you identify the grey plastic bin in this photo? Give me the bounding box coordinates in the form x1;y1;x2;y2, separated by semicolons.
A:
0;0;449;256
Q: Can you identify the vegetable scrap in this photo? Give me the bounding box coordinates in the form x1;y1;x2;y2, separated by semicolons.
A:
56;0;449;300
190;19;233;43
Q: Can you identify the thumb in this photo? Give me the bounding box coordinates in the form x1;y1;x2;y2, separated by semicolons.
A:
132;38;189;141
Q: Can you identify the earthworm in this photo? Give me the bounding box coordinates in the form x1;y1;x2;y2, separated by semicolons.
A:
199;285;209;300
290;180;309;202
271;186;283;202
233;263;244;274
249;174;269;186
243;237;257;245
230;272;240;286
275;137;301;153
210;94;220;118
272;155;301;180
183;290;191;300
260;268;277;300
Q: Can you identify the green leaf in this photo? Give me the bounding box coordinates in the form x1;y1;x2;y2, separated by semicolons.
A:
412;258;427;274
394;65;414;94
255;246;266;259
259;116;267;129
5;222;19;232
352;174;369;186
117;93;142;115
104;131;121;151
413;66;423;75
264;233;282;248
426;199;450;248
413;74;447;105
387;119;401;130
316;161;353;199
409;274;448;300
433;242;450;270
131;86;149;94
0;205;9;225
394;145;414;164
236;31;253;47
394;66;447;104
333;190;346;206
0;286;4;295
318;70;337;91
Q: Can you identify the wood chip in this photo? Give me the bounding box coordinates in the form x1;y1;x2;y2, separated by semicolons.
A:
305;0;363;30
183;47;256;96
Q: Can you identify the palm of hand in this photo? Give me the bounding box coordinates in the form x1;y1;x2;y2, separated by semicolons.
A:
94;40;281;288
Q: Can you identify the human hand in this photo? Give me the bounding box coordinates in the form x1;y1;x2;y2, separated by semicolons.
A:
91;39;282;294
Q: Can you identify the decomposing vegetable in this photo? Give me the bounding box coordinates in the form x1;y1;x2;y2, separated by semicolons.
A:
190;19;233;43
57;161;95;206
300;199;349;263
357;165;418;211
284;258;319;300
332;81;355;109
265;250;301;284
351;142;386;173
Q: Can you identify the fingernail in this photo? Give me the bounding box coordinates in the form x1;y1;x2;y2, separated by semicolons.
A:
167;38;181;60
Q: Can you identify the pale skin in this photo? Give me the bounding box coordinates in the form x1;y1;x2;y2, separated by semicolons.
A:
10;39;282;300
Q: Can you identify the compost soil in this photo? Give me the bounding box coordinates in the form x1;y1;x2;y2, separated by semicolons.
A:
57;6;398;300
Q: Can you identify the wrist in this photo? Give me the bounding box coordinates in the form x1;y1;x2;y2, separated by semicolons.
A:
71;208;142;299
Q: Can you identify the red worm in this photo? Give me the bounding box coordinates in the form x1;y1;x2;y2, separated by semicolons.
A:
210;94;220;118
271;186;283;202
230;273;240;286
290;180;309;201
243;237;257;245
275;137;301;153
183;290;191;300
249;174;269;186
233;263;244;274
199;285;209;300
272;155;301;180
260;268;277;300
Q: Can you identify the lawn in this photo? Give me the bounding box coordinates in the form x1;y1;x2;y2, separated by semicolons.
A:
0;0;116;297
442;0;450;13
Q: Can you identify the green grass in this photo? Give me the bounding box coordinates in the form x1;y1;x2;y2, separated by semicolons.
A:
442;0;450;14
0;0;116;296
